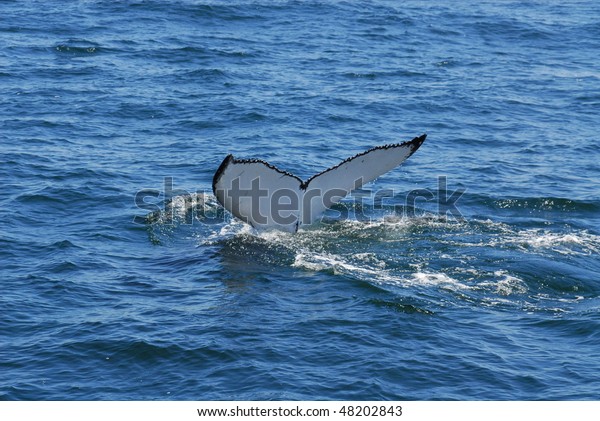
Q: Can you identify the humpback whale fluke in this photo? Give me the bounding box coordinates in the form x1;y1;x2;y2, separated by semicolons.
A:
212;134;426;232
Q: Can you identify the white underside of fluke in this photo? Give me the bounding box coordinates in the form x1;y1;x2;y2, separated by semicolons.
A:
212;134;426;232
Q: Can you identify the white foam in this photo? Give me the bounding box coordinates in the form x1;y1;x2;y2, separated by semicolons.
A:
509;229;600;255
292;253;330;272
292;251;384;279
185;201;595;315
491;271;528;295
408;272;470;290
447;221;600;257
353;252;387;269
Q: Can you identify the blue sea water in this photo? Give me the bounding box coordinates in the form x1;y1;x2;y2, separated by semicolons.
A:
1;0;600;400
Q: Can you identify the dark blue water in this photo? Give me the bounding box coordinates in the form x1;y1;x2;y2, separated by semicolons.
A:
2;0;599;400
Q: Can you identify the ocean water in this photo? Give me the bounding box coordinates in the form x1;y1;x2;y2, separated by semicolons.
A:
1;0;599;400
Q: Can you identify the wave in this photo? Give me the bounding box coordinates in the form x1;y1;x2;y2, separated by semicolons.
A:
490;197;600;213
145;193;600;314
53;39;105;55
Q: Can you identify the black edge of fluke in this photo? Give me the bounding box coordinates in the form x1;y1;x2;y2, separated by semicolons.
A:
408;133;427;156
228;157;303;184
212;133;426;194
301;134;427;189
212;154;234;195
212;154;304;195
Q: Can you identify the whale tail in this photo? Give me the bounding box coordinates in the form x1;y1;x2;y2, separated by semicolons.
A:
212;134;426;232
